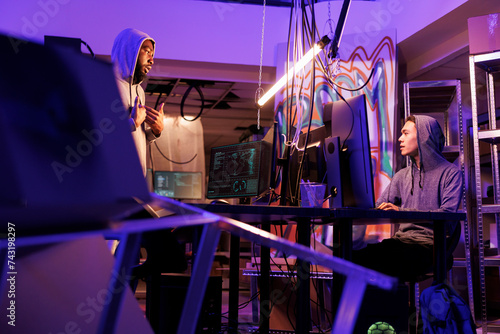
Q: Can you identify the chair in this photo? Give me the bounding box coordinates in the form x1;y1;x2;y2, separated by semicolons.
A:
407;222;462;334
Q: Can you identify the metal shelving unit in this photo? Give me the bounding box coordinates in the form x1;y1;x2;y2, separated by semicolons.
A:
469;50;500;333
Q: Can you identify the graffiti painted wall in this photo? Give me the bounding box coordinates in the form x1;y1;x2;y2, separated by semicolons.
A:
274;30;397;241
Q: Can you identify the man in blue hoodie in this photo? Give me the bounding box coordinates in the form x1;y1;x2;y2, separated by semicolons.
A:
353;115;463;281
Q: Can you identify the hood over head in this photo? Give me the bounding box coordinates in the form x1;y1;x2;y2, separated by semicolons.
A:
413;115;447;170
111;28;155;84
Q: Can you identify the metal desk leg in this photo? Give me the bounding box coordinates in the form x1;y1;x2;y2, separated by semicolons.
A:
145;273;161;332
434;220;446;284
340;218;353;261
260;223;270;334
177;224;221;334
331;218;353;323
228;234;240;333
296;219;311;334
98;232;142;334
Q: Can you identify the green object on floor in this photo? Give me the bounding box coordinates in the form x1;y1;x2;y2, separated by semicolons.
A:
367;321;396;334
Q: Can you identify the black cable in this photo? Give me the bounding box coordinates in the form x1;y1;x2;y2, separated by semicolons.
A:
237;291;261;309
310;226;332;332
288;6;299;144
258;223;330;333
180;84;204;122
255;224;296;331
252;234;260;277
300;3;330;79
287;1;306;147
153;141;197;164
214;290;261;327
154;92;163;110
277;2;295;207
332;87;355;151
148;94;163;179
327;66;375;92
313;43;335;82
148;142;155;178
302;7;315;48
81;39;95;58
292;1;317;204
286;1;314;205
286;2;294;142
314;55;375;157
266;253;296;330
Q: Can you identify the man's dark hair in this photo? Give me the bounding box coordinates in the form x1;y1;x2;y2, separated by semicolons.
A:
405;115;416;123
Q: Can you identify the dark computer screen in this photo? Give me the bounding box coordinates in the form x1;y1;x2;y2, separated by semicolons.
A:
0;33;150;232
288;126;328;204
207;141;271;199
323;94;375;208
154;171;202;200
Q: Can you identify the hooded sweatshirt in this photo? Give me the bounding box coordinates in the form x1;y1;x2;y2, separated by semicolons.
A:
375;115;463;246
111;28;158;177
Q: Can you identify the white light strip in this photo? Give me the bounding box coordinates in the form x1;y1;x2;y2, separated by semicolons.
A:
257;44;322;107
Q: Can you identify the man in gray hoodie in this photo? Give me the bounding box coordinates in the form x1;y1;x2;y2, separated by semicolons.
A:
353;115;463;281
111;28;164;177
111;29;187;277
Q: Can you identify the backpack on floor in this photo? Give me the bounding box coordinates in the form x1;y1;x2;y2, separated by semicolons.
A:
420;282;477;334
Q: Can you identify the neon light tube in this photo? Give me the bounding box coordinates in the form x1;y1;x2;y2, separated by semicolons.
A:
257;44;322;107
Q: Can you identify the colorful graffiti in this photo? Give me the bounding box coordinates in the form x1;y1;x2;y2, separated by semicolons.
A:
275;33;396;200
274;32;397;241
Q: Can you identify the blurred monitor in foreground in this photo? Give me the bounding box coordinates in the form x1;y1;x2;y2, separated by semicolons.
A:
0;33;149;233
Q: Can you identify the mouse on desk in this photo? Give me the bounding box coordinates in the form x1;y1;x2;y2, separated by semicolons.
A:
210;199;230;205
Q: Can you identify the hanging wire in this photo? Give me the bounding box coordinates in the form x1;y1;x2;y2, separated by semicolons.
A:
180;84;205;122
154;141;198;164
81;39;95;58
327;0;334;36
285;1;296;146
289;0;305;150
292;0;318;204
278;1;347;204
328;67;376;92
279;0;327;204
255;0;267;130
310;0;374;92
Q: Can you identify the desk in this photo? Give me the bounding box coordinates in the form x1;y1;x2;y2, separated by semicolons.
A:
0;195;397;334
196;204;465;334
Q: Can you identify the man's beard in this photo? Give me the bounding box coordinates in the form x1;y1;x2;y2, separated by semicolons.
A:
133;65;147;84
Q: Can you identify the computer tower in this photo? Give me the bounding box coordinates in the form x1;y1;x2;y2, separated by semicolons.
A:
147;274;222;334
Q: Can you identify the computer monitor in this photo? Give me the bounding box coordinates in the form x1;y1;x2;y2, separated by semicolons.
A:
262;122;278;191
0;33;149;233
323;94;375;208
206;141;272;199
288;126;328;204
154;171;202;200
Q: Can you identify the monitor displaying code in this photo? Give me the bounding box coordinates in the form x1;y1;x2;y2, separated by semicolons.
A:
154;171;202;200
207;141;271;199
